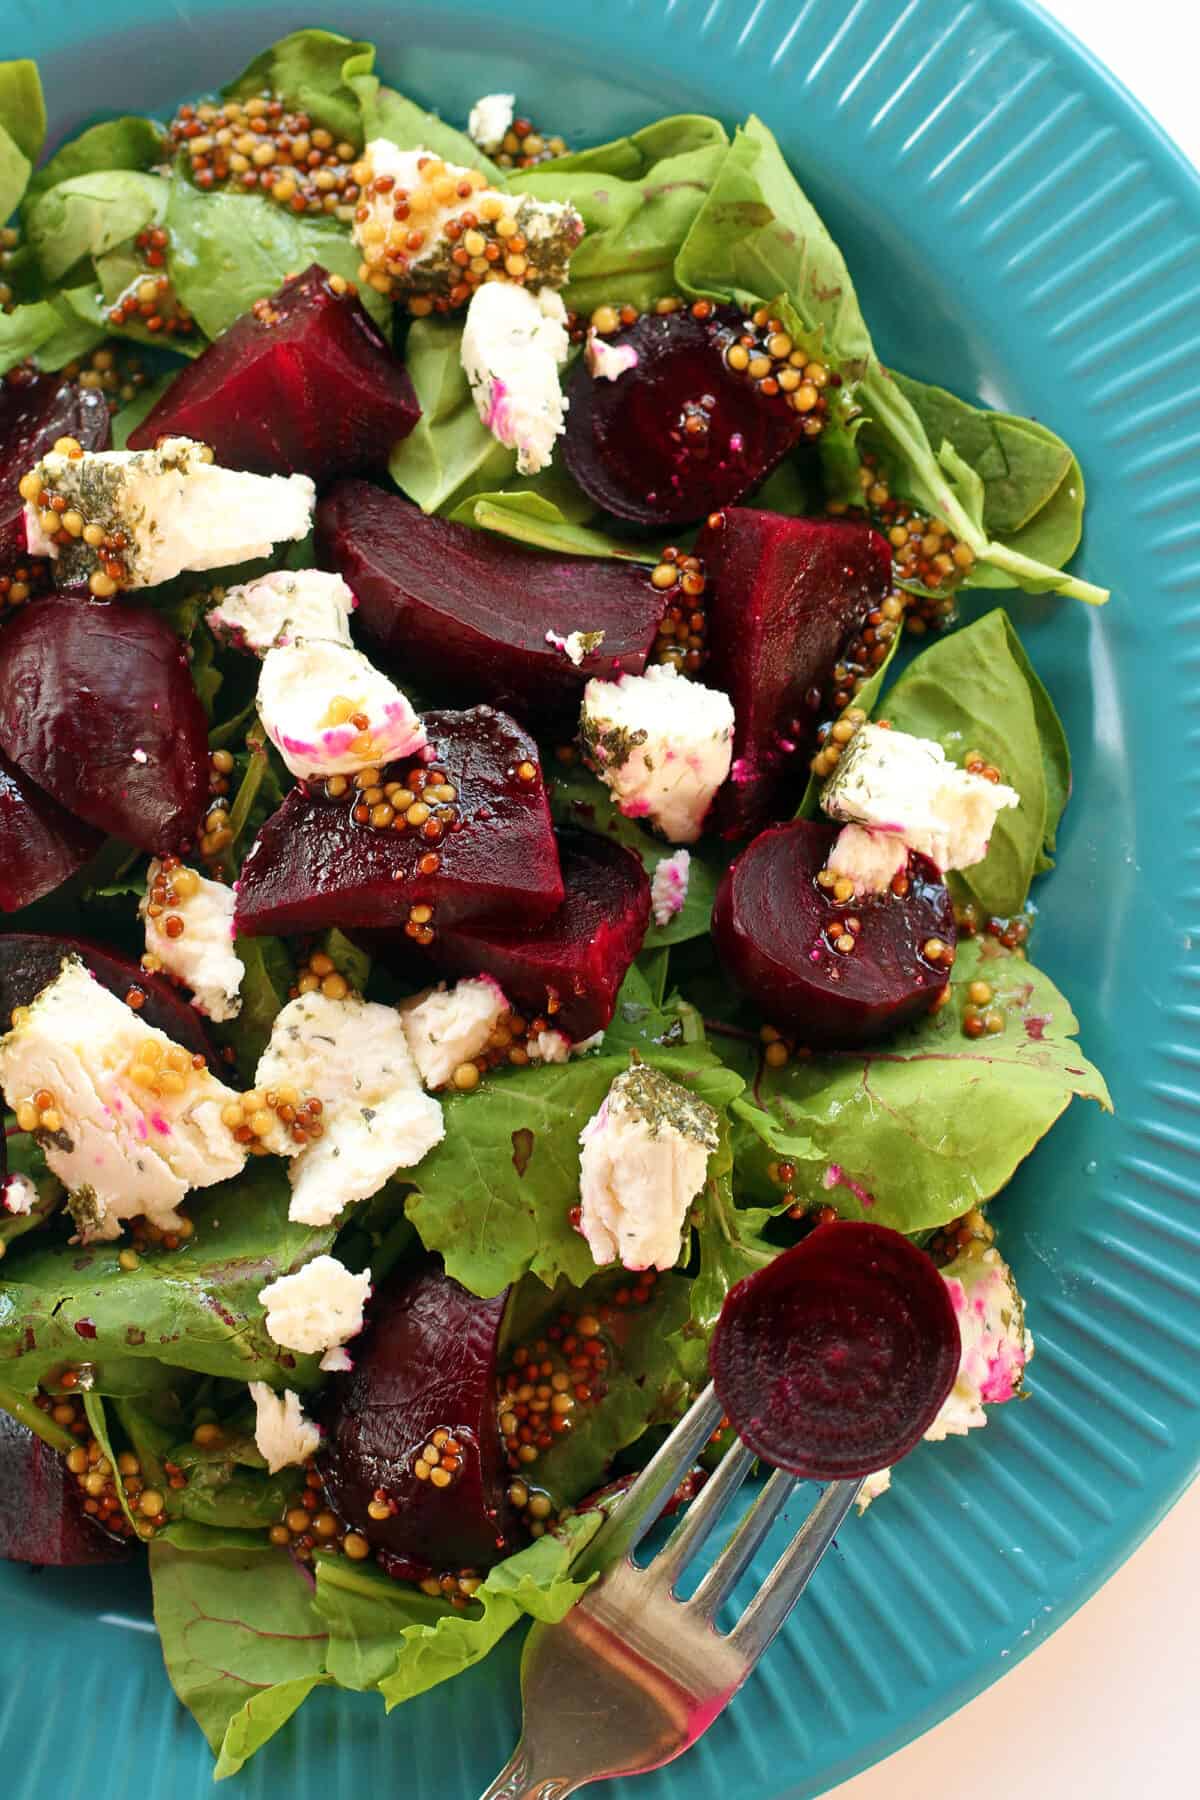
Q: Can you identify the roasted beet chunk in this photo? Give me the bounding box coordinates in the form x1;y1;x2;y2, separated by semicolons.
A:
563;304;812;526
0;1412;131;1565
0;595;209;854
319;1257;521;1578
710;1222;961;1480
698;508;893;837
0;932;224;1071
127;264;420;481
0;750;103;911
235;706;564;938
368;829;651;1041
712;820;956;1047
0;372;111;577
316;482;667;728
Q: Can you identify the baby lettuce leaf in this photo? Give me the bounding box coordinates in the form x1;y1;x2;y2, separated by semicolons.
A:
150;1511;601;1776
541;115;727;180
24;116;165;206
669;1123;779;1392
511;126;729;317
222;933;294;1083
549;762;731;948
883;607;1067;914
389;314;515;512
224;29;375;146
449;489;657;561
890;373;1072;537
348;66;502;181
0;60;47;166
0;124;31;224
0;292;104;373
165;182;387;338
25;169;168;284
0;1161;334;1396
731;937;1111;1234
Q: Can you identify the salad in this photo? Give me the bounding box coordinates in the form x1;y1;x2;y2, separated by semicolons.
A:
0;28;1111;1778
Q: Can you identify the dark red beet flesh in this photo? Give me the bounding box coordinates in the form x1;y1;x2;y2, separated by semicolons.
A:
712;820;955;1048
0;373;111;574
697;509;893;838
0;1412;131;1565
367;829;651;1041
563;306;810;527
319;1257;521;1578
127;264;419;481
0;750;103;911
316;481;667;728
0;932;224;1073
710;1222;961;1480
0;596;209;854
235;707;564;939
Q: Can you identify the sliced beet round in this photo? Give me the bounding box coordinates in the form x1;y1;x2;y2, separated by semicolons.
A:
710;1222;961;1480
127;264;419;482
319;1256;521;1578
235;706;564;939
0;372;111;575
697;509;893;838
0;595;209;854
0;932;225;1072
0;1412;132;1565
563;305;811;527
0;749;103;911
366;828;651;1041
316;481;667;729
712;820;955;1048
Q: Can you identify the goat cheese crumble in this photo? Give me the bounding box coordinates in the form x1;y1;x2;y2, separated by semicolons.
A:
209;568;356;655
581;663;735;843
257;639;426;782
399;976;509;1090
249;1383;321;1473
650;849;691;927
467;92;515;153
141;861;243;1022
461;282;570;474
258;1254;372;1358
578;1064;719;1271
586;328;639;381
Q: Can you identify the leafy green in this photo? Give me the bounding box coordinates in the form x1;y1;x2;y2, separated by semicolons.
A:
669;1118;778;1388
0;1137;62;1251
883;607;1067;913
164;183;386;339
112;372;174;448
26;169;168;284
25;116;164;205
890;373;1071;537
541;115;728;180
169;1430;303;1530
0;123;31;224
222;934;293;1083
0;291;104;373
0;60;47;166
0;1161;334;1396
449;490;658;562
731;937;1110;1233
224;29;374;146
349;69;502;181
388;314;515;512
550;763;730;948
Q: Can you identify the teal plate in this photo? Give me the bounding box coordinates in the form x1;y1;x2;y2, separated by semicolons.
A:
3;2;1198;1795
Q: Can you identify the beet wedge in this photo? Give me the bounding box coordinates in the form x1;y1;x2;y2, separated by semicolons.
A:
236;707;564;938
697;509;893;838
710;1222;960;1480
563;304;812;527
0;595;209;854
128;264;419;481
0;372;111;575
712;819;955;1048
0;750;103;911
0;1412;131;1565
0;932;224;1072
319;1257;521;1578
316;481;667;728
367;828;651;1041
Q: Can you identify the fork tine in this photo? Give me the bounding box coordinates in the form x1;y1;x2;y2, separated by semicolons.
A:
728;1477;862;1660
571;1381;725;1579
650;1439;756;1593
688;1465;798;1620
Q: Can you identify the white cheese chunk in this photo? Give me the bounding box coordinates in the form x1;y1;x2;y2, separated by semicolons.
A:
461;283;570;474
822;723;1019;873
399;976;509;1090
651;848;691;927
255;992;445;1227
319;1346;353;1373
824;823;909;898
249;1383;320;1473
0;959;245;1241
586;328;639;381
467;92;515;153
209;568;356;655
23;436;313;590
858;1220;1034;1509
1;1172;36;1215
258;1254;372;1357
578;1064;718;1271
257;639;426;782
528;1028;605;1063
141;861;243;1023
545;628;603;667
581;663;735;844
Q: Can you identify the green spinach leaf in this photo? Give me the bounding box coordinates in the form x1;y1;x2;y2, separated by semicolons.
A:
26;168;168;284
224;29;375;146
349;69;502;182
221;934;294;1083
0;123;31;224
448;489;657;561
0;60;47;166
0;292;105;372
25;116;164;205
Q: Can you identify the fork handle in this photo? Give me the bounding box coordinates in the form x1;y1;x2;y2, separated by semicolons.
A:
477;1740;578;1800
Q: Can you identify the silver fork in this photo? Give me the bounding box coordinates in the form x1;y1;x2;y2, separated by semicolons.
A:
479;1381;861;1799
